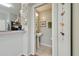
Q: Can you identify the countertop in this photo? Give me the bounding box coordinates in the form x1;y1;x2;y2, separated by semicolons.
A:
0;30;25;35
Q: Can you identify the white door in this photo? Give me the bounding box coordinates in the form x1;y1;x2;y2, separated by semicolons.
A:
57;3;71;56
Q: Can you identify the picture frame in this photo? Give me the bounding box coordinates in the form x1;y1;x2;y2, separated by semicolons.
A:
40;21;46;27
48;22;52;28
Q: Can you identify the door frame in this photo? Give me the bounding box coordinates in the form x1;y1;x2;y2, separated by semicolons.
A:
31;3;58;56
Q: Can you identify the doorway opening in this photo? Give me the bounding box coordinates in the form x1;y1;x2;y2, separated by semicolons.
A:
34;4;52;56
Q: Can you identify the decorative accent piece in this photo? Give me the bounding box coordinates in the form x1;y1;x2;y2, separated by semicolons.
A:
48;22;52;28
60;22;64;27
40;21;46;27
60;32;64;36
62;3;64;5
61;11;65;16
60;3;65;40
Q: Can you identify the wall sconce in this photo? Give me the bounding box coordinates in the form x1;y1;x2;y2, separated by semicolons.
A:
35;12;38;17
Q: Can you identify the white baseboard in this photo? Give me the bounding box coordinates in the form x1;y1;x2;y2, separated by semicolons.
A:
40;43;52;48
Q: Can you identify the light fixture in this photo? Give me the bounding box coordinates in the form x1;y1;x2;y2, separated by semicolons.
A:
0;3;12;7
35;12;38;17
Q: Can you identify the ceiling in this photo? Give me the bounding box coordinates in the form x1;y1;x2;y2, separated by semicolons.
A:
0;3;21;14
36;4;52;13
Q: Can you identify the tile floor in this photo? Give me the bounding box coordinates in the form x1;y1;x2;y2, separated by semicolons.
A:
35;45;52;56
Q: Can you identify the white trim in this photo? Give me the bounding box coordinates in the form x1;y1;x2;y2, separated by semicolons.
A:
40;43;52;48
52;4;58;56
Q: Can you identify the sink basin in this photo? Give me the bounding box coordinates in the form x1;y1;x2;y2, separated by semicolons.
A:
36;32;42;48
36;32;42;37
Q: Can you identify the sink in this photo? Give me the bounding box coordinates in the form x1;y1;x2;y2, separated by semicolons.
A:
36;32;42;37
36;32;42;48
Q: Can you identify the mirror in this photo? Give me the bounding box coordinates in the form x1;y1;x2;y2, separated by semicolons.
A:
0;3;26;31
